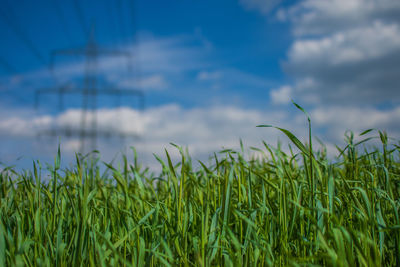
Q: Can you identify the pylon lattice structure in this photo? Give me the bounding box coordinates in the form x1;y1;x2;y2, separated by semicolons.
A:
35;26;144;154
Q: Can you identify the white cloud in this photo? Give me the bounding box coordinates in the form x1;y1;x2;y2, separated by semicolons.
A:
2;102;400;172
271;0;400;107
2;32;275;111
196;68;273;90
197;71;221;81
288;22;400;66
312;106;400;130
3;103;400;166
117;74;168;91
0;112;52;137
0;104;302;169
1;33;210;95
283;21;400;105
3;1;400;170
132;34;210;73
270;85;292;104
280;0;400;36
239;0;283;14
310;106;400;144
240;0;400;148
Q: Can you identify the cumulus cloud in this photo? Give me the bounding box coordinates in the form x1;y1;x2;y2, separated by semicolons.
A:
310;106;400;143
0;105;281;147
0;30;278;170
3;102;400;170
4;1;400;169
272;0;400;107
241;0;400;150
279;0;400;36
0;104;297;169
270;85;292;104
288;22;400;66
284;21;400;105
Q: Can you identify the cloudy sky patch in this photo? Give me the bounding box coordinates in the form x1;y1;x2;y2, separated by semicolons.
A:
0;0;399;170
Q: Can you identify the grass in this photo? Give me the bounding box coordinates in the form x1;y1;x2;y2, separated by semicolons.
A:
1;112;400;266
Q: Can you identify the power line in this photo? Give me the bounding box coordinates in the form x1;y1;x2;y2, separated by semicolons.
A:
105;0;119;43
73;0;89;39
0;90;32;105
112;0;125;47
0;55;17;74
0;77;36;105
128;0;142;90
116;0;127;42
52;0;75;46
129;0;137;42
0;0;47;65
0;54;35;105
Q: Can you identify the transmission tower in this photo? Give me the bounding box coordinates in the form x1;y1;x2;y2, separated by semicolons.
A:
35;25;144;154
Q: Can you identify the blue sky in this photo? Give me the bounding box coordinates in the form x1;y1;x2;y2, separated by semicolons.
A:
1;0;400;170
0;0;291;109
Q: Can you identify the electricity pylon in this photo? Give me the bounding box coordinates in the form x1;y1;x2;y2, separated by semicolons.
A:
35;25;144;154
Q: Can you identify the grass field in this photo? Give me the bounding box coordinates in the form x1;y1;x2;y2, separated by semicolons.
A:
1;112;400;266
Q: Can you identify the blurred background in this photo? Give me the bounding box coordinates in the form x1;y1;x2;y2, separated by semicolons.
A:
0;0;399;171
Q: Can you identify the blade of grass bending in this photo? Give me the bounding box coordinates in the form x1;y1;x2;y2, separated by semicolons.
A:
257;125;310;157
359;129;375;136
